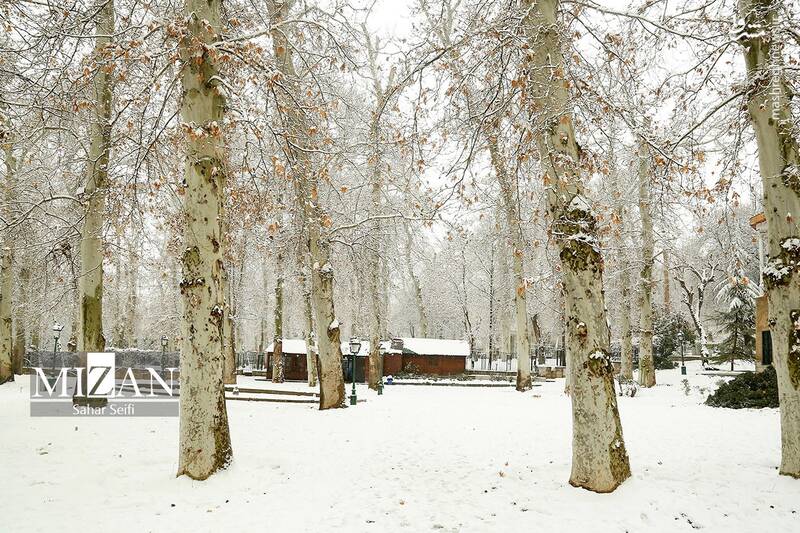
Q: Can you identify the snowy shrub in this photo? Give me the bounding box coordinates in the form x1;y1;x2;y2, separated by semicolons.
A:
705;367;778;409
618;377;638;397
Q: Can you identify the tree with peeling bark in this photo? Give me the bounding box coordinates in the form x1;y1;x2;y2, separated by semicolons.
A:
521;0;631;492
403;222;428;337
736;0;800;478
362;23;392;391
76;0;114;356
176;0;232;480
72;0;115;408
266;0;345;409
637;134;656;388
0;110;14;384
419;0;532;389
608;139;634;381
0;246;10;384
272;241;285;384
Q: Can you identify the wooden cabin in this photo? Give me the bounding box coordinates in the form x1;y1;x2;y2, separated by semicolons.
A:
387;337;469;376
264;337;470;381
265;339;316;381
340;338;469;380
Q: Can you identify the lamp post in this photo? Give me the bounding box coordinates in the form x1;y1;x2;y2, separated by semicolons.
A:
160;335;168;374
348;337;361;406
51;323;63;372
678;331;686;375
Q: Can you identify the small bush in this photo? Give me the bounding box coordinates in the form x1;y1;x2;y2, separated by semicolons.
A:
654;352;677;370
705;367;779;409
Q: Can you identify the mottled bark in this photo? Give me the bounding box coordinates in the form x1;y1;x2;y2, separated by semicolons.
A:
258;262;268;354
299;268;317;387
124;243;138;347
222;264;236;385
272;253;284;383
1;115;14;383
267;0;344;408
77;0;114;355
637;136;656;388
610;150;633;380
522;0;630;492
487;131;531;390
176;0;232;480
0;248;11;383
663;249;671;312
404;223;428;337
364;32;389;391
738;0;800;478
13;266;29;374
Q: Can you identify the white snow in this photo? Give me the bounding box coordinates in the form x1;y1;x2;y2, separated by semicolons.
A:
396;337;470;357
567;194;593;214
589;350;607;361
781;238;800;252
265;338;314;355
2;363;798;532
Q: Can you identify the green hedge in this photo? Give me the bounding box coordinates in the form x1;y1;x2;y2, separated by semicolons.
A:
705;367;779;409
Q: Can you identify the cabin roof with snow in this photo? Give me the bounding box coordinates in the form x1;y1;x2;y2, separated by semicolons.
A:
266;339;315;355
390;338;470;357
340;340;392;357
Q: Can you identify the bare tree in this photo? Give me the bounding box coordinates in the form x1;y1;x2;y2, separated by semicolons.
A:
176;0;233;480
737;0;800;478
521;0;631;492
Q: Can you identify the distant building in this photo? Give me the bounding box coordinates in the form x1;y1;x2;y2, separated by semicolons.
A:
263;337;471;381
387;337;469;376
750;212;773;373
265;339;316;381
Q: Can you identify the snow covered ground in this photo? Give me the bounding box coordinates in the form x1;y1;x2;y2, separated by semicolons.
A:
2;362;798;532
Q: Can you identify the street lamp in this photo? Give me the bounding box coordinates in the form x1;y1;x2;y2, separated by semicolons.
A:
51;323;63;372
160;335;168;373
678;331;686;375
348;337;361;406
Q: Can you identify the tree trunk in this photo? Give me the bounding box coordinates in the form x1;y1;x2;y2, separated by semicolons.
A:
176;0;232;480
267;0;344;409
610;150;633;380
738;0;800;478
0;248;11;384
300;268;317;387
366;118;383;391
663;248;671;312
637;135;656;388
487;131;531;390
77;0;114;356
221;253;236;385
272;253;284;383
112;226;125;347
124;242;139;347
1;116;14;383
404;223;428;337
522;0;630;493
13;266;29;374
258;262;268;354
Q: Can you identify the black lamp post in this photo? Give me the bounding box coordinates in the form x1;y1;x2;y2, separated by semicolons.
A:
51;323;63;372
349;337;361;406
678;331;686;375
160;335;168;373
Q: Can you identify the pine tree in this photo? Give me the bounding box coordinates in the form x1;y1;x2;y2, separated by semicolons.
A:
712;275;757;371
